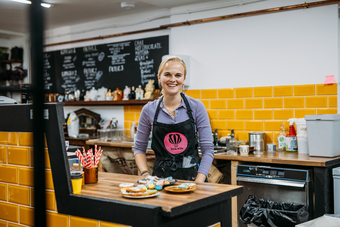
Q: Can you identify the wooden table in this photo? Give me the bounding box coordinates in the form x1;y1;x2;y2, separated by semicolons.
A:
80;172;243;227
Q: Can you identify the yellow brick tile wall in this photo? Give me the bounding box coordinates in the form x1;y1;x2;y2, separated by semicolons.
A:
0;132;130;227
123;84;338;146
198;83;337;144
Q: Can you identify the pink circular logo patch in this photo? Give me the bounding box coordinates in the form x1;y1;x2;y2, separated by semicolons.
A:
164;132;188;154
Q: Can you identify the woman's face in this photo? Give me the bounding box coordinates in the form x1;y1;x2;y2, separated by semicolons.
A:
158;61;185;96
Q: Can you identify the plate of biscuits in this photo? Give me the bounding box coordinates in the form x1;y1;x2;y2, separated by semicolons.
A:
164;183;196;193
120;187;159;199
137;176;177;190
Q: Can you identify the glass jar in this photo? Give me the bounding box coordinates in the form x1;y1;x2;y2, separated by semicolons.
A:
227;137;238;155
254;138;264;155
97;129;107;141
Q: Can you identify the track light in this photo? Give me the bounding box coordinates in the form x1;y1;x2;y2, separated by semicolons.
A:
10;0;52;8
121;2;135;9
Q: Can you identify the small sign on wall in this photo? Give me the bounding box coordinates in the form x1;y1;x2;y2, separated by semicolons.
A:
324;75;335;84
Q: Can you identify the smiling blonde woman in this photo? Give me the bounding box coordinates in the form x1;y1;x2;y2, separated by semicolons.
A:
134;56;214;183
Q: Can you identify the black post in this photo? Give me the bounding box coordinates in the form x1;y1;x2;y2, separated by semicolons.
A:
30;0;46;226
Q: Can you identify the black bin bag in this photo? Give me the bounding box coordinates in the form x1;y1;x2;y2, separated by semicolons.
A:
239;195;309;227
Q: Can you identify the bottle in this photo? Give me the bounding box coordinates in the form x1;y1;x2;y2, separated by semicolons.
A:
105;89;112;101
287;118;297;137
64;91;69;101
228;129;238;155
135;85;144;100
123;86;131;100
79;89;85;101
129;86;135;99
286;119;298;152
277;124;286;151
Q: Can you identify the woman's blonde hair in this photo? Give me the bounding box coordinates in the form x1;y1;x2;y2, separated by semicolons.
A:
158;56;187;77
157;56;187;96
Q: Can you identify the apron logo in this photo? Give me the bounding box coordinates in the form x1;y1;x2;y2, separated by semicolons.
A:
169;134;182;147
164;132;188;154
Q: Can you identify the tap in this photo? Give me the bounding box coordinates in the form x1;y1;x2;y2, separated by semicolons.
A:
214;129;218;146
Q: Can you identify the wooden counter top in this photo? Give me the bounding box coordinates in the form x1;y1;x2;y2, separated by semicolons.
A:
136;149;340;167
86;139;134;148
91;140;340;167
81;172;243;216
213;150;340;167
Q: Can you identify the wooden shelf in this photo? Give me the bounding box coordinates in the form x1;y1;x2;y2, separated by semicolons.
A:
0;85;21;92
62;99;153;106
0;59;23;64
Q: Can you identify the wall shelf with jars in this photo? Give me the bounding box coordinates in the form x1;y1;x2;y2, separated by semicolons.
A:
62;99;152;106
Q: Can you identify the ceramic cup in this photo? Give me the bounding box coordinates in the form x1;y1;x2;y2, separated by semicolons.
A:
239;145;249;156
84;166;98;184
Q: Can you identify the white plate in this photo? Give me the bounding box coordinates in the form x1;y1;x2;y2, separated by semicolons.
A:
119;183;135;188
122;192;160;199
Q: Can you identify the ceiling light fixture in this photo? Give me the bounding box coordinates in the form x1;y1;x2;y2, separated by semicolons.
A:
121;2;135;9
10;0;52;8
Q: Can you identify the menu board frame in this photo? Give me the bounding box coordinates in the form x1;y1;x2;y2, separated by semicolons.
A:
43;35;169;94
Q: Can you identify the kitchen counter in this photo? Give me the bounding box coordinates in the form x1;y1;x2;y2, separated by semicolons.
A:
87;138;340;167
86;139;340;225
65;136;98;146
80;172;243;226
213;150;340;167
213;151;340;225
86;139;135;148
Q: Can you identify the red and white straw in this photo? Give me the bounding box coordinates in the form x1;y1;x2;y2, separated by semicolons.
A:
77;145;103;168
75;149;85;166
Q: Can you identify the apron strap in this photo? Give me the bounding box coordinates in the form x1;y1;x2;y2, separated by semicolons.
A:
153;97;163;124
180;93;195;124
153;93;195;126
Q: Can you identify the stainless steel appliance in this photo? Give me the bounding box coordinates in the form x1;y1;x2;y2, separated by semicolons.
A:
248;132;266;150
237;165;312;227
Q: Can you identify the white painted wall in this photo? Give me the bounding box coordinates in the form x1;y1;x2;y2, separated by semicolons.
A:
0;38;10;48
4;0;340;114
44;0;339;90
44;9;171;52
169;3;339;89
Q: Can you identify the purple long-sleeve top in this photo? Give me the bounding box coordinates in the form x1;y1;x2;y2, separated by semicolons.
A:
133;93;214;177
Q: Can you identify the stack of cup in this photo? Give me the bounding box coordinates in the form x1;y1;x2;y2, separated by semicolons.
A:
70;172;83;194
239;145;249;156
296;119;309;154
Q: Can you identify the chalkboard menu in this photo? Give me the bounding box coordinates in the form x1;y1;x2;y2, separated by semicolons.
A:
43;35;169;94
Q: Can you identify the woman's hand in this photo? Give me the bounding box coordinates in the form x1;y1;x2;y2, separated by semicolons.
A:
195;172;207;183
135;153;150;176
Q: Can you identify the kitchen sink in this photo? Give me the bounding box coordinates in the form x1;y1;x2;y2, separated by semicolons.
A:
214;146;227;153
214;146;225;150
198;146;227;154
